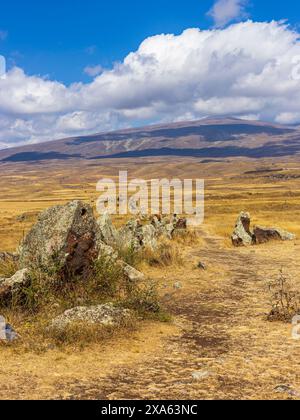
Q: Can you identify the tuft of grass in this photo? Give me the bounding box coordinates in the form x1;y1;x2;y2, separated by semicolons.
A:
267;269;300;322
0;258;19;278
116;242;141;268
140;240;184;268
92;255;126;297
123;280;161;316
43;316;137;348
1;250;166;350
172;228;200;246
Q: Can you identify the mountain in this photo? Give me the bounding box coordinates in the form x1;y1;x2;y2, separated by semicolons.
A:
0;118;300;162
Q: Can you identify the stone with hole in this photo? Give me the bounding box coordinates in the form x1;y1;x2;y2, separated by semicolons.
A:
19;201;100;278
231;212;255;247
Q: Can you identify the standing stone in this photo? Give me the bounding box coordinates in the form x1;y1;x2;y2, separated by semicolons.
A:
97;213;119;246
19;201;100;277
231;212;255;247
140;224;158;250
118;219;141;250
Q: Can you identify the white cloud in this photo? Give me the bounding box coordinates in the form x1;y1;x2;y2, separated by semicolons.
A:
1;21;300;148
208;0;248;27
84;64;104;77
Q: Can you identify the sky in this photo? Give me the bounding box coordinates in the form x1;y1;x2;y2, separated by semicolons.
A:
1;0;300;148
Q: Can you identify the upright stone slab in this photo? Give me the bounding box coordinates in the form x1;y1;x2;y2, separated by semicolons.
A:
97;213;119;246
231;212;255;247
19;201;100;277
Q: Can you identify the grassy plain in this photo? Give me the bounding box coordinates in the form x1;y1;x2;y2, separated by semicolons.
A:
0;155;300;400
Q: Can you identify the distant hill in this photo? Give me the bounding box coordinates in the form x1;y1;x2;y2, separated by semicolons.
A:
0;117;300;162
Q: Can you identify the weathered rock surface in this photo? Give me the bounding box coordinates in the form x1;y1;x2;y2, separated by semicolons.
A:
118;219;142;250
151;214;187;240
254;226;295;244
231;212;255;247
97;213;119;246
140;224;158;249
96;241;144;283
232;212;296;246
0;269;31;301
198;261;206;270
97;242;119;262
117;214;188;251
50;303;133;331
123;264;145;282
19;201;100;277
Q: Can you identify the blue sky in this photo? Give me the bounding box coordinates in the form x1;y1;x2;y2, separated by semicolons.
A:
1;0;300;148
1;0;300;84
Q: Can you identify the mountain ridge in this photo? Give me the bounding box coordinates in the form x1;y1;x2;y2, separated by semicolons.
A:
0;117;299;162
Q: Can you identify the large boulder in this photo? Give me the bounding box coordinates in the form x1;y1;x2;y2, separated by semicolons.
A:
254;226;296;244
0;269;31;302
50;303;133;331
232;212;255;247
19;201;100;277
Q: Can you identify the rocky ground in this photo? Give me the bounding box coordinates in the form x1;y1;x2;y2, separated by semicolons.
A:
0;156;300;400
0;225;299;400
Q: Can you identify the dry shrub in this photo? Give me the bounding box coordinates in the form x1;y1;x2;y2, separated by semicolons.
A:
1;252;164;349
172;228;200;246
44;316;137;347
141;240;184;267
267;269;300;322
116;242;140;268
124;280;161;315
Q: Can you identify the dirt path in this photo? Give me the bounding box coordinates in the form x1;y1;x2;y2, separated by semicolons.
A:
57;228;300;400
1;227;299;400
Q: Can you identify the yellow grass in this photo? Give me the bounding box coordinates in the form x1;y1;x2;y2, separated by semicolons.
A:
0;155;300;399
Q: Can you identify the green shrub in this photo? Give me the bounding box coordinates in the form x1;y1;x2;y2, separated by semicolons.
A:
124;280;161;316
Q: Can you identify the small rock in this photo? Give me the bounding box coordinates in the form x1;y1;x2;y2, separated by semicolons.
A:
197;262;206;270
50;303;133;331
173;282;183;290
0;316;18;342
0;269;31;302
191;370;212;381
98;242;118;262
123;264;145;282
274;384;300;397
16;214;26;222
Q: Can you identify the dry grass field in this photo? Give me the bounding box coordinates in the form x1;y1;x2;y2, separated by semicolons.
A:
0;155;300;400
